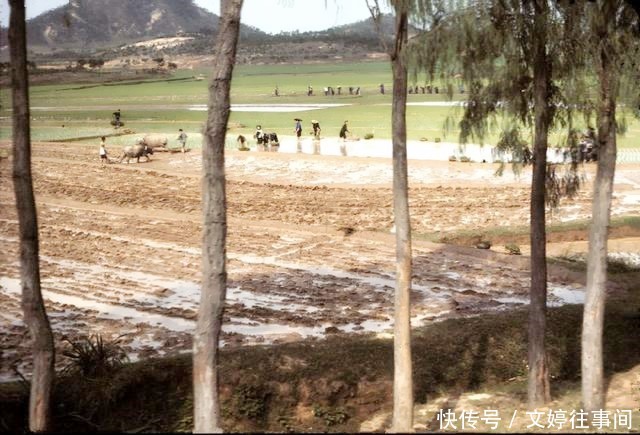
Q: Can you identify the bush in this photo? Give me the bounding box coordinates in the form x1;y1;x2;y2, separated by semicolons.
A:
505;243;522;255
364;133;374;140
230;383;271;421
62;334;128;378
460;156;472;163
448;155;457;162
434;137;441;143
313;405;349;427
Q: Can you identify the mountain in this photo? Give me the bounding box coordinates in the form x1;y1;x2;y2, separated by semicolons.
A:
319;14;397;40
269;15;395;46
23;0;265;49
0;3;394;65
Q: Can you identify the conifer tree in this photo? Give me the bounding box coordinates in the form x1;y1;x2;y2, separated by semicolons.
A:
411;0;588;406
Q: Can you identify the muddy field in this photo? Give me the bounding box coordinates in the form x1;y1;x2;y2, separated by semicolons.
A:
1;140;639;380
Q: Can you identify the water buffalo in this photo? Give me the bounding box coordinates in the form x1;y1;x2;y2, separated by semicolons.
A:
137;134;168;150
119;144;153;163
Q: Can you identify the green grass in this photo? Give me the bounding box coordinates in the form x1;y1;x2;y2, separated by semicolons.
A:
2;61;639;149
427;214;640;245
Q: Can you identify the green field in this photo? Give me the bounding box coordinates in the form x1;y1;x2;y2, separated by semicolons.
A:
1;61;639;149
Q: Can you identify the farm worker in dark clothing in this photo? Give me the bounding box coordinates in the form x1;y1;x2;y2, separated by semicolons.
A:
339;120;349;140
113;109;121;128
254;125;267;150
237;135;247;150
294;118;303;138
311;120;321;139
177;129;188;152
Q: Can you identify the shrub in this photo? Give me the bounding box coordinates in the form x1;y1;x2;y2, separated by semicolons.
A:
313;405;349;427
434;137;441;143
61;334;128;378
364;133;374;140
460;156;472;163
230;383;271;421
505;243;522;255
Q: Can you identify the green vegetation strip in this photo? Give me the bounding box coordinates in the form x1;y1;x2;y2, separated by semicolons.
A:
59;76;200;91
1;62;638;147
427;215;640;245
50;130;137;143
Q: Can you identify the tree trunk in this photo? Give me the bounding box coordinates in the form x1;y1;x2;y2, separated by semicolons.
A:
582;6;618;412
9;0;55;431
527;0;551;408
390;7;413;433
193;0;243;432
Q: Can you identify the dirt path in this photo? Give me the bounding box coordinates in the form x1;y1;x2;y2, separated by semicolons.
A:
0;141;638;380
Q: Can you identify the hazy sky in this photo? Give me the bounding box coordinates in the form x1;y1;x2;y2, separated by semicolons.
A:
0;0;390;34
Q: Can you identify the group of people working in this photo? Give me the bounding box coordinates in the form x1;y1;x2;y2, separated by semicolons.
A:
294;119;349;140
240;119;351;152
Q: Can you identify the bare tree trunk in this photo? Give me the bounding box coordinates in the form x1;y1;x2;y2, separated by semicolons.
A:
528;0;551;407
389;6;413;433
582;4;618;412
193;0;243;432
9;0;55;431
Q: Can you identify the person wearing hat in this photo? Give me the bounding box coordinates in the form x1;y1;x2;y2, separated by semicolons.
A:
254;125;266;150
339;120;349;140
294;118;303;138
311;120;321;139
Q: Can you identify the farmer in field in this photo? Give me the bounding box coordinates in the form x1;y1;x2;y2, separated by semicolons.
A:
177;129;188;153
254;125;266;150
237;134;247;150
294;118;303;139
311;120;321;139
113;109;121;128
99;136;109;166
339;120;350;140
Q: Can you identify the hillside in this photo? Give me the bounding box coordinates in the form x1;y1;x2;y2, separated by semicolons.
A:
0;3;393;65
20;0;265;49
